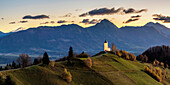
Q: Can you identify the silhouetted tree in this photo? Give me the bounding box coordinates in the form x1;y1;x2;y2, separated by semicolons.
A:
67;47;74;65
16;54;32;68
33;58;39;65
77;51;88;58
12;61;16;69
5;76;15;85
0;66;2;71
42;52;50;65
68;47;74;59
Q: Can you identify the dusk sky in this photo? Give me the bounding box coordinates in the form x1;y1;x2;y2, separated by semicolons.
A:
1;0;170;33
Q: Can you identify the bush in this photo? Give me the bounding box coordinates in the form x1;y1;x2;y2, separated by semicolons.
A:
16;54;32;68
137;55;148;62
5;76;15;85
83;57;92;68
50;61;55;67
62;68;72;83
144;66;167;82
77;51;88;58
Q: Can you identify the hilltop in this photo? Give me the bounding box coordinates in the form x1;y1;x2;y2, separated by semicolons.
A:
0;52;169;85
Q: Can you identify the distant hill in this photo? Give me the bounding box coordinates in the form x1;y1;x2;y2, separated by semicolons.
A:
142;45;170;67
1;53;168;85
0;19;170;56
0;31;9;38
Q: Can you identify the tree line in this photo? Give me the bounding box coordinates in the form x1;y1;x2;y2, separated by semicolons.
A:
0;52;50;71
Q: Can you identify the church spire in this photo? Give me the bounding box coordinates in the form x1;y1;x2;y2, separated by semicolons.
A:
104;40;107;43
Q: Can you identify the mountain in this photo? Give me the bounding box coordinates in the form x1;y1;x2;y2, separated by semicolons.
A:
145;22;170;37
1;53;168;85
0;31;9;38
0;19;170;56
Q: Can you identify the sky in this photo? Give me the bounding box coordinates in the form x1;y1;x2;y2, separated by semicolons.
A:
0;0;170;33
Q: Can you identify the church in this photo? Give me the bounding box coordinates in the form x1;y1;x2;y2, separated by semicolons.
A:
104;40;111;51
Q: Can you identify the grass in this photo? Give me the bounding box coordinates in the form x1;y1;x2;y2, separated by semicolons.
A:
0;52;169;85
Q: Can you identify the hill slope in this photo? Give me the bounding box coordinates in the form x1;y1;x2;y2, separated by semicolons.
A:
1;53;169;85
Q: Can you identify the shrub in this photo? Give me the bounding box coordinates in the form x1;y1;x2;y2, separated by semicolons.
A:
5;76;15;85
160;62;164;68
50;61;55;67
144;66;167;82
83;57;92;68
77;51;88;58
62;68;72;83
16;54;32;68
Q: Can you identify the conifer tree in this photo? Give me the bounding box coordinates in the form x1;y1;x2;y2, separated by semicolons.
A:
12;61;16;69
68;46;73;59
42;52;50;65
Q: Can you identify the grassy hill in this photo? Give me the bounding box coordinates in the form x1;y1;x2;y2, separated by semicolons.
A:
0;52;170;85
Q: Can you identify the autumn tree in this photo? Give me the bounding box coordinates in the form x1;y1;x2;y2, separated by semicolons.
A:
84;57;92;68
16;54;32;68
111;43;117;53
62;68;72;83
42;52;50;65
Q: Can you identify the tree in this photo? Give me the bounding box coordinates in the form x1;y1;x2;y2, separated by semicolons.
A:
33;58;39;65
68;47;74;59
77;51;88;58
5;76;15;85
0;66;3;71
12;61;16;69
111;43;117;52
42;52;50;65
17;54;32;68
62;68;72;83
84;57;92;68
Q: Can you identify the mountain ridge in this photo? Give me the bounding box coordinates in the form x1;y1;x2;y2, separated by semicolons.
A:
0;19;170;56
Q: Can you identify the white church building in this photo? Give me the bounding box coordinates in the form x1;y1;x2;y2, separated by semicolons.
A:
104;40;111;51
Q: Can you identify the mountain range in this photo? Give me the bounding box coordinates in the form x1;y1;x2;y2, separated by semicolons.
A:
0;19;170;56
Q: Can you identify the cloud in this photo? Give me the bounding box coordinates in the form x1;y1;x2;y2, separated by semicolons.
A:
153;14;170;23
57;20;74;24
123;18;139;24
9;22;15;24
19;21;28;23
80;19;101;24
79;7;123;17
123;15;142;24
57;20;67;23
40;21;55;24
23;15;49;19
63;13;72;17
123;8;147;14
79;7;147;17
131;15;142;18
40;22;49;24
50;21;55;23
